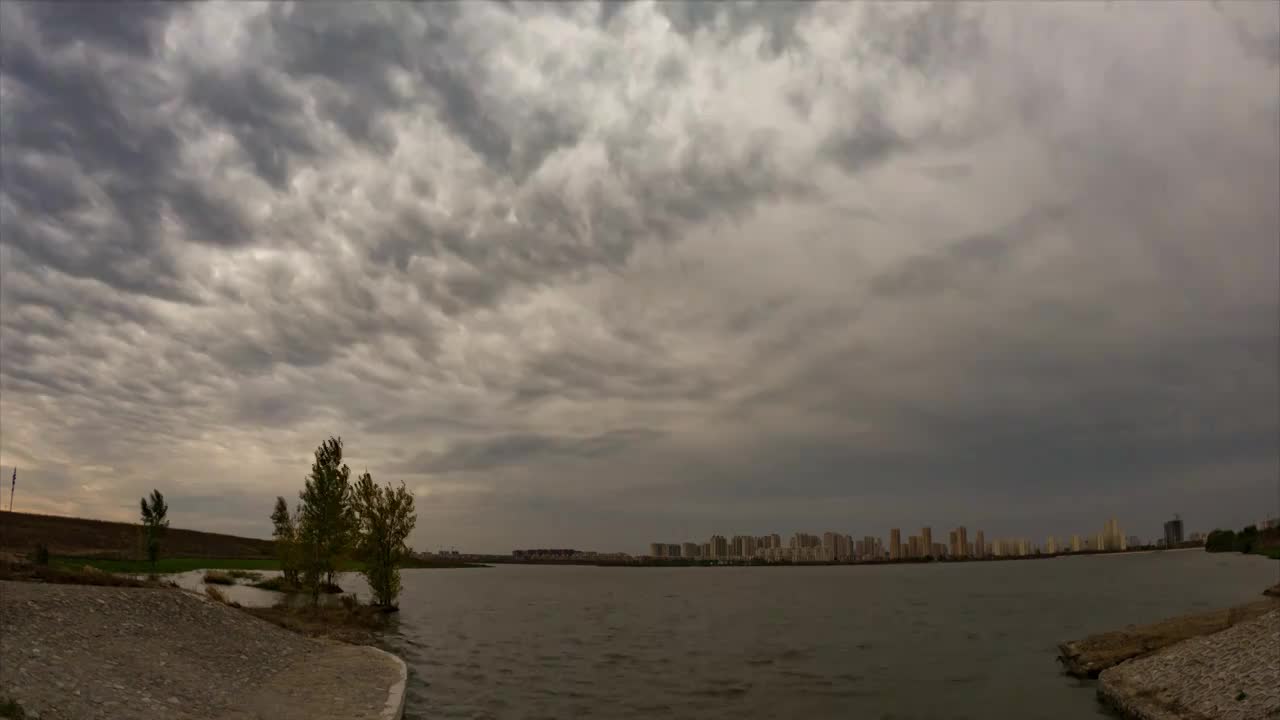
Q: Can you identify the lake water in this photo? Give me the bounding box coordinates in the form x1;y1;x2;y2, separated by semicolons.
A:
167;551;1276;718
373;550;1276;720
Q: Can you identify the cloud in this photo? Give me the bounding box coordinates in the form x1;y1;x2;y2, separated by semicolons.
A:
1;1;1276;552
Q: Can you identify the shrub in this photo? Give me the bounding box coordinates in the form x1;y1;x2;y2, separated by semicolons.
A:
203;570;234;585
33;544;49;566
227;570;262;581
1205;529;1236;553
204;585;230;604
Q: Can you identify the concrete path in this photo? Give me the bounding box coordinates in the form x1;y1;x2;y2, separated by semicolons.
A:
0;580;405;720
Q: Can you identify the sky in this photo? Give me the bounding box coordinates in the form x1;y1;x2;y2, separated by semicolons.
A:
1;1;1277;554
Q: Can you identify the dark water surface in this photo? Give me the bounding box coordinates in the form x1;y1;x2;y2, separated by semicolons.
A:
372;550;1275;719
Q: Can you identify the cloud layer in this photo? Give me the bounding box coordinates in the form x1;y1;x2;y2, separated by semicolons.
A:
2;1;1277;551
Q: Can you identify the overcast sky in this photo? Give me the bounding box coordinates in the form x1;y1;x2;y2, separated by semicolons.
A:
1;1;1277;553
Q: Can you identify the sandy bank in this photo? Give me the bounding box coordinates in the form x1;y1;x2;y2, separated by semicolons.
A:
0;581;404;720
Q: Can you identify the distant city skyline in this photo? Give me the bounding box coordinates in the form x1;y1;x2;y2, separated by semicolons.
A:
645;517;1136;561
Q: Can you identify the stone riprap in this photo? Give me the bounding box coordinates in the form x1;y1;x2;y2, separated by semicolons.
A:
1098;609;1280;720
0;580;404;720
1058;597;1279;678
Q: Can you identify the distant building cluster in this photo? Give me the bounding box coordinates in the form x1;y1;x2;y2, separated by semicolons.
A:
512;548;633;562
648;518;1132;562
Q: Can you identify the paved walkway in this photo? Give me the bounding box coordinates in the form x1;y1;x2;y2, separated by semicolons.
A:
1098;608;1280;720
0;581;405;720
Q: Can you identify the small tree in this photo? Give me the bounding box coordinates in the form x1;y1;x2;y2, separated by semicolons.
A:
139;489;169;569
351;472;416;608
297;437;355;600
270;496;302;587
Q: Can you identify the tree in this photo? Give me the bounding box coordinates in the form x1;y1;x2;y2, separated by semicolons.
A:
270;496;302;587
1205;529;1236;553
351;471;417;608
297;437;354;599
1234;525;1259;554
139;489;169;569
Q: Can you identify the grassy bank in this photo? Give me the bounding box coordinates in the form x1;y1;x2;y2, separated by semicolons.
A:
53;556;288;573
54;555;488;574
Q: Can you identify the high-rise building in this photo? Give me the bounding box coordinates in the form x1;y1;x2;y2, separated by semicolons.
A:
710;535;728;559
975;530;985;558
890;528;902;560
1103;518;1123;551
682;542;700;558
863;535;876;560
922;527;933;558
957;527;968;558
948;530;959;557
701;542;711;557
649;543;664;558
1071;535;1081;552
1046;536;1057;554
1164;515;1184;547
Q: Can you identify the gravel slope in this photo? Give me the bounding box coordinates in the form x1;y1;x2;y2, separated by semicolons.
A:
0;580;402;720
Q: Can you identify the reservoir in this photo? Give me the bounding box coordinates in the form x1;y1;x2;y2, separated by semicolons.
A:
371;550;1275;719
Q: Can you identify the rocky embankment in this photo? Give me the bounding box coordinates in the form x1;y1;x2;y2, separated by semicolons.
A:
1099;609;1279;720
0;581;405;720
1059;586;1280;720
1058;596;1278;678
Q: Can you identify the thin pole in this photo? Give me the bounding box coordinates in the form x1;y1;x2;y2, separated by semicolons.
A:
8;467;15;512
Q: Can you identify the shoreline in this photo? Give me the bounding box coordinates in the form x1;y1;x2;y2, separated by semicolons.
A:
486;546;1214;568
1059;585;1280;718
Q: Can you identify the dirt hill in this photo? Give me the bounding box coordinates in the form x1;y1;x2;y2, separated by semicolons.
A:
0;510;274;560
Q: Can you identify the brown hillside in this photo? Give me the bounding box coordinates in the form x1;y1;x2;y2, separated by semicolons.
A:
0;511;274;560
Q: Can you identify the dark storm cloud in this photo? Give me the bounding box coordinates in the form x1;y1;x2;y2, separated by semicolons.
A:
400;428;664;474
1;2;1276;550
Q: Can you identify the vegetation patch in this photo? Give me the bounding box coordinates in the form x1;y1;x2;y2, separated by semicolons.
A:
226;569;263;581
1206;525;1280;558
241;600;389;645
202;570;235;585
